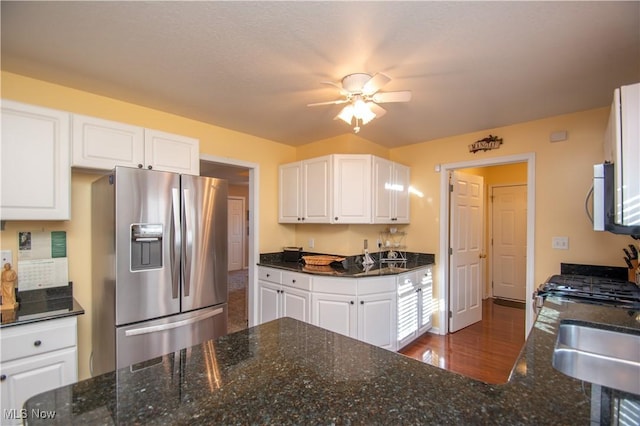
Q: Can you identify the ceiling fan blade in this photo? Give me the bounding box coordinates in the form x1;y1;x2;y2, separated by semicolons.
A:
307;99;349;107
321;81;350;96
362;73;391;95
371;91;412;103
368;102;387;118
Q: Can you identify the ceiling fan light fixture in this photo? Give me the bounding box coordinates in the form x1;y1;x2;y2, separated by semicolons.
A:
336;104;354;124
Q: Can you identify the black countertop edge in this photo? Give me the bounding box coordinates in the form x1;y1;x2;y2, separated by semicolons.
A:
1;285;85;328
23;298;640;425
259;251;435;277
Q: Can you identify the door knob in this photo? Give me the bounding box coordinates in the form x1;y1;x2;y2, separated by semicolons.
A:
478;253;487;259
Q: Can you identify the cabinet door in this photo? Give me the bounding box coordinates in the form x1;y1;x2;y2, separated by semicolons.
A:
332;154;372;223
393;163;411;224
72;114;144;170
372;157;394;224
144;129;199;175
1;100;70;220
279;162;303;223
282;287;311;323
417;267;433;334
312;293;357;338
0;347;77;426
258;281;281;324
302;156;331;223
397;272;419;349
358;292;397;350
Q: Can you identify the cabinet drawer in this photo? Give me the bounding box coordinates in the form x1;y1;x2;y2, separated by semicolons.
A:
1;317;77;362
282;271;311;291
312;276;357;295
357;276;396;295
258;267;282;284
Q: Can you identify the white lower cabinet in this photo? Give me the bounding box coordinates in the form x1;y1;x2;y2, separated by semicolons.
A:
258;268;311;324
312;276;397;351
397;266;433;349
0;317;78;426
257;265;431;352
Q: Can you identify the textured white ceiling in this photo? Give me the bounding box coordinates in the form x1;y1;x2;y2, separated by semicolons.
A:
2;1;639;148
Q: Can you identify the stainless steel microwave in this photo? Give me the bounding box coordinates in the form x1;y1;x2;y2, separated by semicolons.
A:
593;162;640;236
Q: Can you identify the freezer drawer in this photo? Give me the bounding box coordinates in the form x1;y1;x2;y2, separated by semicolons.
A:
115;304;227;371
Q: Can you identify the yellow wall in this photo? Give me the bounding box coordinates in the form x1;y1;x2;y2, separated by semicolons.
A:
2;71;633;380
392;108;631;291
0;71;296;380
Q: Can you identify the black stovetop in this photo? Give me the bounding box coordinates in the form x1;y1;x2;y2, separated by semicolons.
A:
539;273;640;309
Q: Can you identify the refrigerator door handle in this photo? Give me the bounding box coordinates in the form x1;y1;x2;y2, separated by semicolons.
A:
183;188;193;297
124;307;224;337
171;187;181;299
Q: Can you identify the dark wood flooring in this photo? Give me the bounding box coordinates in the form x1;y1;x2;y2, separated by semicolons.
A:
399;298;526;384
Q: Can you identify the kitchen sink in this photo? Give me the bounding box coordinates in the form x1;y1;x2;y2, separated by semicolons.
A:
552;322;640;395
352;266;409;277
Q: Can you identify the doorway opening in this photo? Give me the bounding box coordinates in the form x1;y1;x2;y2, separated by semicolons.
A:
199;155;259;334
439;153;536;338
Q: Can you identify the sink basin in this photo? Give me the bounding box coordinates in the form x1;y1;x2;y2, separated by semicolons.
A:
552;322;640;395
352;266;409;277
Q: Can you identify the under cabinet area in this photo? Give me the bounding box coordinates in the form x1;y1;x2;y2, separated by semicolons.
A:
72;113;200;175
1;100;71;220
278;154;410;224
0;317;78;425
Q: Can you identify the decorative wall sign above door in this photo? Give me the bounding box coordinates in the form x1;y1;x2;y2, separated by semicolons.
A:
469;134;503;153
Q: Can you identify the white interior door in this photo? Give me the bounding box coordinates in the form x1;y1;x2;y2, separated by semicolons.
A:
449;171;484;332
492;185;527;301
228;197;245;271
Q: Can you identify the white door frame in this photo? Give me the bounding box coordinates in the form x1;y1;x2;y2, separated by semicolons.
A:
200;154;260;328
228;195;246;271
438;153;536;337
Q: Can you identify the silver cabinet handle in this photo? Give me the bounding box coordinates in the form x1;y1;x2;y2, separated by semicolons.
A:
125;307;224;337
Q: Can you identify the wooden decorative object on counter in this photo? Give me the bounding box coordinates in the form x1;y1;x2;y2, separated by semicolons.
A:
1;262;19;311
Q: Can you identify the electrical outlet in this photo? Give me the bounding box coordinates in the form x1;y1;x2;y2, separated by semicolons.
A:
308;238;314;249
1;250;13;267
552;236;569;250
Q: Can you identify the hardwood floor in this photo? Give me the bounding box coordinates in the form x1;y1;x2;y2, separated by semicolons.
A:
399;298;526;384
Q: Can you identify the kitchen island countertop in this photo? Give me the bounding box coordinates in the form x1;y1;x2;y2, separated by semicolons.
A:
23;296;640;425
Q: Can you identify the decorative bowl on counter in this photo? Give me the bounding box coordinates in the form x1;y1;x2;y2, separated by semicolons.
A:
302;255;346;266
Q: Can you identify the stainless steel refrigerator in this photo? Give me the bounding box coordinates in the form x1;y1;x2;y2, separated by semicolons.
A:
91;166;228;376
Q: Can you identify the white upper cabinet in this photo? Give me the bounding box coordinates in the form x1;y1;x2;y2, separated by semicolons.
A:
72;114;199;175
332;154;372;224
372;157;410;224
279;154;410;224
72;114;144;170
144;129;199;175
278;156;331;223
1;100;71;220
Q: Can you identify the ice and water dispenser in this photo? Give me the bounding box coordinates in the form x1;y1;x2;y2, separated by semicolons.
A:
130;224;163;270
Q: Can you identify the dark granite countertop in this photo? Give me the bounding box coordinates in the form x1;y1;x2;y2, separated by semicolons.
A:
0;283;84;328
258;251;435;277
24;296;640;425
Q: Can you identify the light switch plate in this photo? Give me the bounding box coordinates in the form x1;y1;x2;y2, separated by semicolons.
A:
1;250;13;267
552;236;569;250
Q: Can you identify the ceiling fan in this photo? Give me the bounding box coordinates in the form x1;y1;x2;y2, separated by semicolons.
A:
307;73;412;133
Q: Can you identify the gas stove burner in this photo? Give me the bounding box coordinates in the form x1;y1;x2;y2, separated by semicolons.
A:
538;274;640;309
